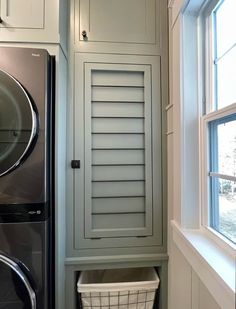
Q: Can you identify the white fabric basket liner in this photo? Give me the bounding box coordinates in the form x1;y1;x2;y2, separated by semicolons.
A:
77;268;160;293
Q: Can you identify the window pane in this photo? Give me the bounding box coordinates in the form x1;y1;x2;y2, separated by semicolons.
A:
216;46;236;108
218;119;236;176
218;178;236;243
215;0;236;57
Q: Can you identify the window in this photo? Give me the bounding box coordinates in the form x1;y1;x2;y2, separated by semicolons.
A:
208;114;236;243
212;0;236;110
203;0;236;244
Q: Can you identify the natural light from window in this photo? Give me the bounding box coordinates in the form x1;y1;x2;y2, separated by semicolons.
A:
216;120;236;243
207;0;236;244
214;0;236;109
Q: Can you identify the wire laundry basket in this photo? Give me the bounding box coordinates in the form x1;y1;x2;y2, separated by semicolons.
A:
77;268;159;309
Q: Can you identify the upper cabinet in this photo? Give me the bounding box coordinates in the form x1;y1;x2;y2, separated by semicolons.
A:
0;0;44;29
74;0;164;55
79;0;156;44
0;0;68;54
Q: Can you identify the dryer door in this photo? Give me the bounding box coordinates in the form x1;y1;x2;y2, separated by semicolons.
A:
0;251;36;308
0;69;38;177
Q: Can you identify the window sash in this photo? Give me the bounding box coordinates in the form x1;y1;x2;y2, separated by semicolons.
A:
208;113;236;242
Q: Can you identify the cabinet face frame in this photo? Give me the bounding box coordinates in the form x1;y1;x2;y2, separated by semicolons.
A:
74;0;163;55
73;53;163;250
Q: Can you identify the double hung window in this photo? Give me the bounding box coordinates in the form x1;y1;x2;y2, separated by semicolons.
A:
203;0;236;244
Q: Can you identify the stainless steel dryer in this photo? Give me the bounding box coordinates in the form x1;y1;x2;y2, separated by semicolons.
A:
0;47;55;309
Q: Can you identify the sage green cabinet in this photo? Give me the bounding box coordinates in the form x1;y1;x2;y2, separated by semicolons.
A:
0;0;44;29
73;0;163;55
79;0;156;44
67;53;165;257
66;4;168;309
0;0;67;52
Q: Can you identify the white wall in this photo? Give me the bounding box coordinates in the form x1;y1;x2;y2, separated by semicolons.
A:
169;241;221;309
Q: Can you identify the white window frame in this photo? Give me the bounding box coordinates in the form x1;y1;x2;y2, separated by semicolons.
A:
204;0;219;114
201;0;236;250
170;0;236;306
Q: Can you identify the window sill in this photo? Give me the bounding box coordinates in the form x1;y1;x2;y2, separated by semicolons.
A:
171;220;235;309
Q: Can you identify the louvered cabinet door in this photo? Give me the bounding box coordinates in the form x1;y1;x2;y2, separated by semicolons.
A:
74;54;163;249
84;63;152;238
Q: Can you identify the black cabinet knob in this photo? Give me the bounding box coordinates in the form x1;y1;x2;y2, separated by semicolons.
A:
71;160;80;169
0;17;3;24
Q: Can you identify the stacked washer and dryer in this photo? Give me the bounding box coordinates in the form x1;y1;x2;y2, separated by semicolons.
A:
0;47;55;309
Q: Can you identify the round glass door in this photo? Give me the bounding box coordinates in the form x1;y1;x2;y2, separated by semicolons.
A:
0;253;36;308
0;69;38;177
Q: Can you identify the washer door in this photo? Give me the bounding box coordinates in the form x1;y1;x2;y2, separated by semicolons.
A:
0;251;36;308
0;69;38;177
